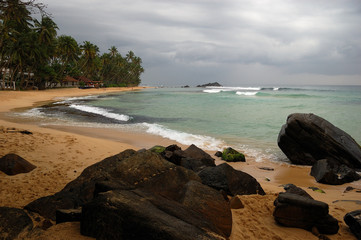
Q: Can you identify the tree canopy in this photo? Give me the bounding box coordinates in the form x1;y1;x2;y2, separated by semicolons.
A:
0;0;144;90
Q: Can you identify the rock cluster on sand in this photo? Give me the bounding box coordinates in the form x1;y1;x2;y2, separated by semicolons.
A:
23;147;244;239
278;113;361;168
0;153;36;175
273;184;339;235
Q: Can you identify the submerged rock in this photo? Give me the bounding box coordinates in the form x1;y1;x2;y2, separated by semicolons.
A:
278;113;361;168
311;159;360;185
0;153;36;175
198;163;265;196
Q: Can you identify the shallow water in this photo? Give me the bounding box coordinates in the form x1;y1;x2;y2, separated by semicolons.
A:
17;85;361;163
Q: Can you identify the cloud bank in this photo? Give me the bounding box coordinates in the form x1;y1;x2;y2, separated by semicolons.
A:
42;0;361;86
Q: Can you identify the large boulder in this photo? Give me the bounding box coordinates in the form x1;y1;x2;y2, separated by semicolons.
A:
0;153;36;175
81;189;226;240
311;159;360;185
0;207;33;240
278;113;361;168
25;149;232;239
159;144;216;172
25;149;200;220
344;210;361;240
198;163;265;196
273;192;339;234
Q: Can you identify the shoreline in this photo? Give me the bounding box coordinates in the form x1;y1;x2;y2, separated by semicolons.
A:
1;87;360;239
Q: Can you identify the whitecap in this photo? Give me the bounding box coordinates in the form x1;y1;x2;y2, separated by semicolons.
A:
142;123;225;151
69;104;132;122
236;91;258;96
203;89;222;93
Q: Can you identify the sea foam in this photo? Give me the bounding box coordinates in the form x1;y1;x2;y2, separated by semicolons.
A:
142;123;225;150
69;104;132;122
236;91;258;96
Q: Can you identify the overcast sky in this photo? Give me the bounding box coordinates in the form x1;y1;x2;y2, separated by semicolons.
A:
40;0;361;86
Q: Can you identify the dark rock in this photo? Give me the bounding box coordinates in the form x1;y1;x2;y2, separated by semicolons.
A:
25;149;231;239
81;189;226;240
221;147;245;162
20;130;33;135
56;208;82;224
273;192;339;234
0;153;36;175
180;180;232;237
278;113;361;168
198;163;265;196
215;151;222;157
197;82;222;87
344;210;361;240
311;159;361;185
0;207;33;240
182;144;216;166
230;196;244;209
259;167;274;171
282;183;313;199
25;149;200;220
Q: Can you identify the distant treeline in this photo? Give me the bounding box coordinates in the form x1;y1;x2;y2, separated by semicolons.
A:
0;0;144;90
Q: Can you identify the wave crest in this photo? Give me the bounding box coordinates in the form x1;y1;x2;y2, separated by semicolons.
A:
142;123;225;150
69;104;132;122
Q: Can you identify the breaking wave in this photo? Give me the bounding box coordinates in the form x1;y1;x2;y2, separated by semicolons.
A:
69;104;132;122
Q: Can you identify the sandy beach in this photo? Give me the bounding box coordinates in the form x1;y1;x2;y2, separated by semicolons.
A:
0;88;360;239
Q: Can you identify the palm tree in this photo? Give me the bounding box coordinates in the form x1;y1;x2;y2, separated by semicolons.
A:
80;41;99;78
55;35;80;83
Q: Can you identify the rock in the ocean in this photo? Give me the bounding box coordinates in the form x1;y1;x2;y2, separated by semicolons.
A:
344;210;361;240
0;153;36;175
273;192;339;234
197;82;222;87
278;113;361;168
221;147;245;162
0;207;33;240
198;163;265;196
311;159;361;185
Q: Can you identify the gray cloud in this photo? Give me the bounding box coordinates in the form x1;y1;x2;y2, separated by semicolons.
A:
41;0;361;86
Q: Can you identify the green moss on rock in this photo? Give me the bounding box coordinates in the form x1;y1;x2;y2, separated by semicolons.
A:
150;145;166;154
222;147;245;162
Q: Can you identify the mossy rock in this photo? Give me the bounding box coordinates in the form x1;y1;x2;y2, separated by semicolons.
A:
150;145;166;154
222;147;245;162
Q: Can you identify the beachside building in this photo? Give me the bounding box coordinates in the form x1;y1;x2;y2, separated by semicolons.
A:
61;76;79;87
77;76;103;88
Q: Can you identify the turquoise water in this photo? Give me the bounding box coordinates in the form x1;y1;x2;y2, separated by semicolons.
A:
21;85;361;162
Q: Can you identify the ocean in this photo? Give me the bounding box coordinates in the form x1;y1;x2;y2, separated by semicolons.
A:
17;85;361;163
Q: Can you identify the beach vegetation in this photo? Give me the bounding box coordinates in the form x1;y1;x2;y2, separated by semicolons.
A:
0;0;144;90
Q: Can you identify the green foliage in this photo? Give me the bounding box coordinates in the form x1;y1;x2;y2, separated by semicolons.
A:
0;0;144;90
222;147;246;162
